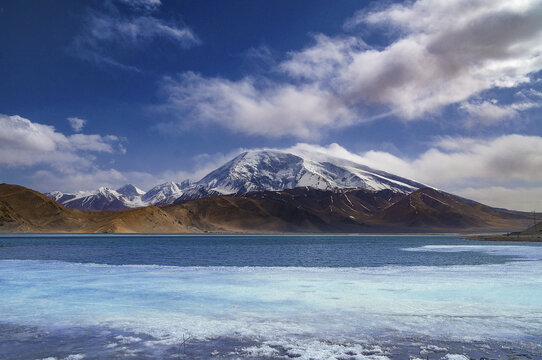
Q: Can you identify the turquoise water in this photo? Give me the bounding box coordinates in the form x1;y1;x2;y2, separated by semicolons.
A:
1;235;541;359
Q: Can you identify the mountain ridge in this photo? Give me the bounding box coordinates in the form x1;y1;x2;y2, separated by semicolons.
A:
2;183;532;234
46;149;427;211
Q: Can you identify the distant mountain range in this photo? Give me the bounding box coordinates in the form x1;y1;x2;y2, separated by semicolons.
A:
1;148;533;234
0;183;531;234
46;149;427;211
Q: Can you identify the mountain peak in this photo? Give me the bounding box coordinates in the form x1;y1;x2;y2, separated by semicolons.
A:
47;148;428;210
116;184;145;197
141;181;183;205
197;150;304;194
194;148;424;196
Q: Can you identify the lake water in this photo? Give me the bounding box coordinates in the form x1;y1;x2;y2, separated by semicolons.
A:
1;234;541;359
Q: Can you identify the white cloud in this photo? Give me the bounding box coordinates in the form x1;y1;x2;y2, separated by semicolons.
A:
0;114;123;169
68;117;87;132
459;100;517;124
458;96;541;127
30;160;221;194
297;135;542;188
279;34;366;81
160;0;542;138
160;72;354;139
275;135;542;211
68;134;119;153
86;15;199;47
14;128;542;210
319;0;542;118
455;186;542;212
0;114;67;152
73;2;199;71
31;168;161;193
162;133;542;193
411;135;542;185
117;0;161;12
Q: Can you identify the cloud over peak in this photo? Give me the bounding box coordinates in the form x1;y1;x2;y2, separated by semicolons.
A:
160;0;542;138
160;72;354;139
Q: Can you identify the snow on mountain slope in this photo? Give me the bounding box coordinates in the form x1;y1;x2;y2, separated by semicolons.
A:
47;149;427;210
116;184;145;199
141;181;185;206
48;185;147;211
186;150;426;198
58;187;130;211
45;190;94;205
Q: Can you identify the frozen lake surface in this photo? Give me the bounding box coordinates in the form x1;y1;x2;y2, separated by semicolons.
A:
1;234;541;359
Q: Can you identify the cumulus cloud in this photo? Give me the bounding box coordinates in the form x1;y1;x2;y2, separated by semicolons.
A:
0;114;124;169
145;136;541;210
279;34;367;81
73;1;199;71
459;94;541;127
160;72;354;139
459;100;517;124
271;135;542;211
160;0;542;138
455;186;542;213
14;125;542;210
68;117;87;132
295;0;542;118
295;135;542;187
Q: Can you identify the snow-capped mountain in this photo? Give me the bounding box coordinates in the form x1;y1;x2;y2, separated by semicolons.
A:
47;182;188;210
184;150;425;197
116;184;145;200
47;190;93;204
49;187;132;211
47;185;146;211
141;181;185;206
47;149;427;210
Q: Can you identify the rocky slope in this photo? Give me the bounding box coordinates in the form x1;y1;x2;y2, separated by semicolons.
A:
170;187;529;233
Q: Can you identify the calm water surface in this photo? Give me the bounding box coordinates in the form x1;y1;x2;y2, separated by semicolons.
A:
0;234;525;266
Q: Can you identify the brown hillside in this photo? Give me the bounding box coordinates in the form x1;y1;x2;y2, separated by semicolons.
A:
378;187;530;232
0;184;194;233
0;183;532;234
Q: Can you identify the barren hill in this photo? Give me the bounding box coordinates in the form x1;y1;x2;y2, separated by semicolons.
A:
0;183;532;234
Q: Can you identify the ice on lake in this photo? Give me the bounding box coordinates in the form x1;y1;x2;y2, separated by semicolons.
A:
1;243;542;359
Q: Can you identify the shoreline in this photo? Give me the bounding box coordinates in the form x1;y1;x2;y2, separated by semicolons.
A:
473;234;542;242
3;230;542;242
0;231;497;236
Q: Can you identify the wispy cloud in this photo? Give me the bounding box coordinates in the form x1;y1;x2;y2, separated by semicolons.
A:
117;0;162;12
158;0;542;138
72;0;200;71
68;117;87;132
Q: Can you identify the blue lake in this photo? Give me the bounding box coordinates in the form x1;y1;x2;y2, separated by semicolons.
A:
1;234;541;359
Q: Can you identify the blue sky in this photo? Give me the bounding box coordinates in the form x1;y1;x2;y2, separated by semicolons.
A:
1;0;542;211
